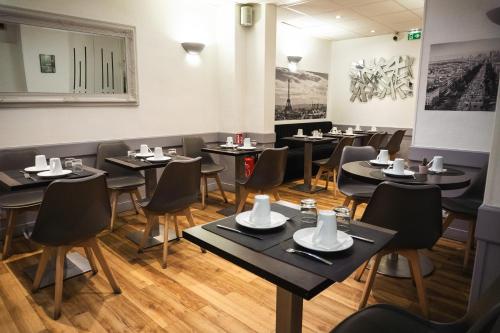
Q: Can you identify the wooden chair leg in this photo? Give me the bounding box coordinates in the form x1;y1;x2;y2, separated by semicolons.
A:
464;220;476;269
215;174;228;203
236;188;249;213
204;176;209;199
32;247;52;292
314;167;324;188
442;212;455;231
201;175;207;209
2;209;16;260
354;260;369;282
88;238;121;294
351;201;359;219
325;171;330;190
272;190;281;201
138;213;154;253
342;197;351;208
173;215;180;238
358;253;383;310
132;189;145;216
403;250;429;318
162;214;170;269
84;247;98;275
109;191;118;231
185;208;205;253
53;246;67;320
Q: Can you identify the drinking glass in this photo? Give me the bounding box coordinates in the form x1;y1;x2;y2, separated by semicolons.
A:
71;159;83;173
300;198;317;224
251;140;257;147
167;148;177;156
334;206;351;232
64;158;75;169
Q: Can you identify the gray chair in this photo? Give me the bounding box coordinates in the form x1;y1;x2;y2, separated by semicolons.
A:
337;146;377;218
236;147;288;213
366;132;386;150
355;182;443;318
332;274;500;333
0;148;44;259
30;174;121;319
182;137;227;209
96;141;145;230
313;137;354;192
137;157;203;268
380;129;406;159
443;166;487;269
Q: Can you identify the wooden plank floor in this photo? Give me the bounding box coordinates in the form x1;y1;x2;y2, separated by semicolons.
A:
0;179;472;332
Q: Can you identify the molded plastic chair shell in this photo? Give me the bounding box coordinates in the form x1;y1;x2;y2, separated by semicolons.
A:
239;147;288;191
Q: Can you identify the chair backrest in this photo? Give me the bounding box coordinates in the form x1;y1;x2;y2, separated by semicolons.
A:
96;141;137;177
30;174;110;246
182;137;214;164
461;165;488;201
463;275;500;333
337;146;377;185
0;148;38;170
367;132;386;150
145;157;201;213
245;147;288;190
361;181;442;249
324;137;355;169
385;130;406;154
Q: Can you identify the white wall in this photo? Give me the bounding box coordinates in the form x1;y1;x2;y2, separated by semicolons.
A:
0;23;26;92
328;34;421;129
275;22;332;124
413;0;500;152
0;0;223;148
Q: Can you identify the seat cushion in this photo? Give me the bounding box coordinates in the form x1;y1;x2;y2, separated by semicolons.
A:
313;158;328;166
106;175;145;190
201;163;224;175
331;304;461;333
0;190;43;209
339;180;376;199
442;197;482;217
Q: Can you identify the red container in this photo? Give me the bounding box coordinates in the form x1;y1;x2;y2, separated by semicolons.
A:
235;132;244;145
244;157;255;177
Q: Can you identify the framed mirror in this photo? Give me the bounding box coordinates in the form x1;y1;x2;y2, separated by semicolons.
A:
0;5;138;107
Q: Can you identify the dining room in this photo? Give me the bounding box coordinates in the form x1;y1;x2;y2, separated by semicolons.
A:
0;0;500;332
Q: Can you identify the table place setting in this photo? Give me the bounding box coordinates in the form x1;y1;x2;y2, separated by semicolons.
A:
219;136;258;150
369;149;394;167
293;128;307;138
382;158;416;178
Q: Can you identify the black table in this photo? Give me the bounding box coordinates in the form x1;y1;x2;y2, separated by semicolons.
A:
0;164;105;288
105;153;191;248
201;145;265;216
183;202;396;333
282;137;337;193
341;160;471;278
323;132;369;145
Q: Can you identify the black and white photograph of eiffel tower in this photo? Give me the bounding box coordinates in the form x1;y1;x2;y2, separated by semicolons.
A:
275;67;328;121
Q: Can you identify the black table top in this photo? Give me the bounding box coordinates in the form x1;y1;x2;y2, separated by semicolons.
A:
342;161;471;190
323;132;368;138
0;165;105;192
105;154;190;171
183;203;395;300
202;144;265;157
282;136;337;144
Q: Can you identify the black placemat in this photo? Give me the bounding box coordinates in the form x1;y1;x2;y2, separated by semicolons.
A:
3;169;95;188
202;203;308;252
262;223;395;282
361;161;386;169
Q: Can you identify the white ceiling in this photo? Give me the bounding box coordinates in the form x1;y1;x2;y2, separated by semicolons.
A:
264;0;424;41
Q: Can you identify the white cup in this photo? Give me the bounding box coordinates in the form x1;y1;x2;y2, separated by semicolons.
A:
377;149;389;163
355;125;361;131
392;158;405;175
249;194;271;226
332;127;337;133
140;144;150;155
346;127;353;135
35;155;48;169
243;138;251;147
226;136;233;146
297;129;303;136
312;210;338;247
428;156;444;171
49;158;63;174
371;126;377;132
154;147;164;159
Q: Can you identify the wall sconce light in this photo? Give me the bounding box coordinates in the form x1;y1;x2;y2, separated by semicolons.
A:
287;56;302;72
181;42;205;55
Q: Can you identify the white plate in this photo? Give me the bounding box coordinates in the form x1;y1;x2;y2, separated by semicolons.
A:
146;156;172;162
308;136;323;139
382;168;415;178
24;166;50;173
369;159;394;166
220;144;238;148
293;228;353;253
237;146;257;150
293;134;307;138
135;152;154;158
235;211;287;230
429;168;447;173
37;169;72;178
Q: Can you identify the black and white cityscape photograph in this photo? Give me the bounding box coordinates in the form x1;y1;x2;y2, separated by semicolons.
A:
425;38;500;112
275;67;328;120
